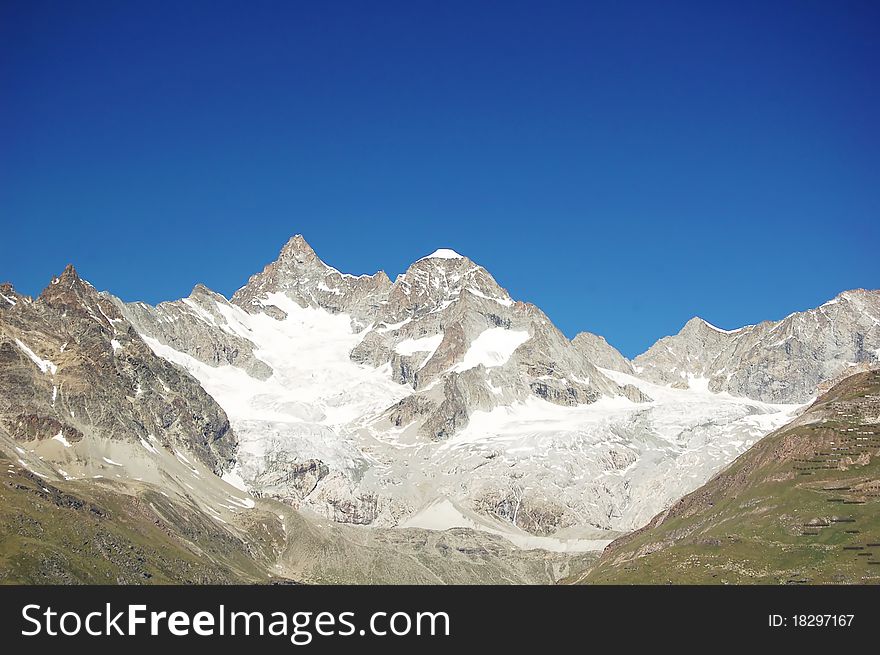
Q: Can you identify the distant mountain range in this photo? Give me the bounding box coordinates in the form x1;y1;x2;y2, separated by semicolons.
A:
1;235;877;583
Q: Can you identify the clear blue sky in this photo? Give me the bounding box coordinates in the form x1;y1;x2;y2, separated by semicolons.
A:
1;1;877;357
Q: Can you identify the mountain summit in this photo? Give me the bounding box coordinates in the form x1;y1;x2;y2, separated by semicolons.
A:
420;248;464;259
231;234;392;325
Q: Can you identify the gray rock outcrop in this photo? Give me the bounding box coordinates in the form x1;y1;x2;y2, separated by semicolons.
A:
0;266;238;477
571;331;634;374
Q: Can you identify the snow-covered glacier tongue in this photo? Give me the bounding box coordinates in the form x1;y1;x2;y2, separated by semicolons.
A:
119;234;863;551
134;291;412;524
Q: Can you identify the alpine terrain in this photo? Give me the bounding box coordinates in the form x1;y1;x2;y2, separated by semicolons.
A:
575;369;880;584
1;234;878;583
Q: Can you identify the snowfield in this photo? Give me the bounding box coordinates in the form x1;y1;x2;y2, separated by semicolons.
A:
453;328;530;371
428;367;800;532
141;294;803;551
142;293;410;484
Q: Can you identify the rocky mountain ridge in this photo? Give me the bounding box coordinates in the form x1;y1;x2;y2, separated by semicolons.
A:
633;289;880;403
0;265;595;584
122;236;646;445
0;265;237;479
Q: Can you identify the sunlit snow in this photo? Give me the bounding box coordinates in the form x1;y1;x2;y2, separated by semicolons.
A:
421;248;463;260
453;328;530;372
141;293;411;490
14;338;58;375
138;289;805;548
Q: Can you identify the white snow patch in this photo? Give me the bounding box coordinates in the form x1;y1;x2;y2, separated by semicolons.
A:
699;318;745;334
227;495;256;509
221;468;249;492
375;318;412;333
51;431;71;448
316;280;342;296
465;287;514;307
453;328;530;372
141;294;411;484
102;457;123;467
685;374;711;392
394;334;443;357
486;378;504;395
421;248;463;260
14;339;58;374
110;339;122;352
139;438;158;455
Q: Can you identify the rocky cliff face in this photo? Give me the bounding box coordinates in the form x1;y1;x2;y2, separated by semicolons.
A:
119;283;273;380
0;265;237;482
348;249;639;440
633;289;880;403
571;331;633;374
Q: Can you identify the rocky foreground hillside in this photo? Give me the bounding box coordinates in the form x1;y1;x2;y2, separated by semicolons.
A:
575;368;880;584
1;436;594;584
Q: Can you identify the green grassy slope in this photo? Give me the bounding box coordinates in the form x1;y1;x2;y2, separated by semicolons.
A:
0;449;283;584
574;370;880;585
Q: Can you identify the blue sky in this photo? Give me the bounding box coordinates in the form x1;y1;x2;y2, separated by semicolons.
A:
1;1;877;357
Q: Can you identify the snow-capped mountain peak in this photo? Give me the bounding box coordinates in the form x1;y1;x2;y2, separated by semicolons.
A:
386;250;513;321
420;248;465;260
